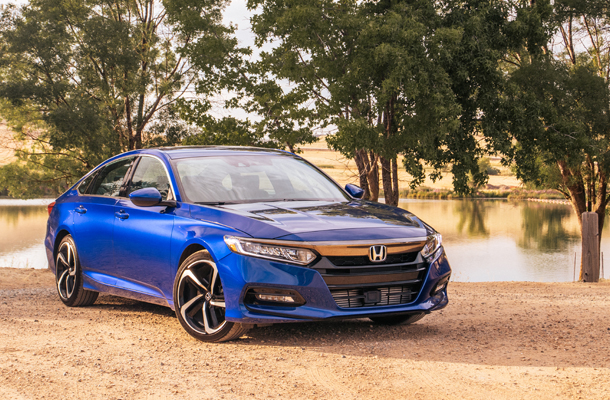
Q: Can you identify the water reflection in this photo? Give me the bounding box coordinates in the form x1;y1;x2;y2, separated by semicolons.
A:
455;200;489;237
0;206;47;227
400;199;605;282
519;204;578;251
0;205;48;269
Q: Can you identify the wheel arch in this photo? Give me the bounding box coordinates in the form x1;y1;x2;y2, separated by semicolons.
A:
52;229;72;271
178;243;209;269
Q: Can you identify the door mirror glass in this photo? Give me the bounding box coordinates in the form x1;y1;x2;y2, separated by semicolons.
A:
345;184;365;199
129;187;163;207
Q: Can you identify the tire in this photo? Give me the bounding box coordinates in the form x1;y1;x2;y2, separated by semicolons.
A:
55;235;98;307
369;312;426;326
173;250;250;343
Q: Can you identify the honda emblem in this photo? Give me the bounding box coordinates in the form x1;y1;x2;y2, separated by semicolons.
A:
369;245;387;262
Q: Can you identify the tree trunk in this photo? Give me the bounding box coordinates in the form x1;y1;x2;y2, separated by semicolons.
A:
557;159;607;280
391;157;399;205
353;150;370;199
135;93;145;150
380;155;397;206
594;170;607;246
367;151;380;202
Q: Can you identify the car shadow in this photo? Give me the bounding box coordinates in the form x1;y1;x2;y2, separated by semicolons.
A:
26;291;608;370
91;293;175;317
237;317;609;369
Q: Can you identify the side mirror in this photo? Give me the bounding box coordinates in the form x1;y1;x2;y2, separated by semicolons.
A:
345;183;365;199
129;187;176;207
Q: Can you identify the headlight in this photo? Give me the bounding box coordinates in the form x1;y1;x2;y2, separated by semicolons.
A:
421;233;442;260
224;236;317;265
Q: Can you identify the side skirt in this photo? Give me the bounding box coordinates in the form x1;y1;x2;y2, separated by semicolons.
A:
83;273;171;308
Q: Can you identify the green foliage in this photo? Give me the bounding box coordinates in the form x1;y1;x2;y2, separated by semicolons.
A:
478;158;500;176
0;0;240;197
248;0;515;203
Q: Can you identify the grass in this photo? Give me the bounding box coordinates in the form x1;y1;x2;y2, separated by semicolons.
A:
394;187;566;200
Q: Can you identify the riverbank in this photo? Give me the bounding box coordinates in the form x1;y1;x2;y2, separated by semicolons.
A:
398;188;566;201
1;268;608;399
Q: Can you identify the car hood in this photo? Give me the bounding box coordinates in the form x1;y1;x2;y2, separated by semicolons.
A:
188;200;429;241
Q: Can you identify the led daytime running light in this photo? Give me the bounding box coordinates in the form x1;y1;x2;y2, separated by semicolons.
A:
224;236;316;265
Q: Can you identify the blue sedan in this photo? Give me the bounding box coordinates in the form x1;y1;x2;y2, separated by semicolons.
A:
45;146;451;342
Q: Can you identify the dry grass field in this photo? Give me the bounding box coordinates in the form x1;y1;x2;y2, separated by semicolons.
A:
299;137;521;192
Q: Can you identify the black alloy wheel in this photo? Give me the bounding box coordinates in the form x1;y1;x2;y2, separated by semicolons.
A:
55;235;98;307
174;251;250;342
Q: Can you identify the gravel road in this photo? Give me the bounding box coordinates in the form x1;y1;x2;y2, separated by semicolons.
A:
1;268;609;399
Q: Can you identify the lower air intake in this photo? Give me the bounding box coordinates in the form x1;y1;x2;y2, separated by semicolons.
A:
330;284;419;308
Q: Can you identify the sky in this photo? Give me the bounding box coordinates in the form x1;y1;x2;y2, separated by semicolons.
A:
0;0;256;48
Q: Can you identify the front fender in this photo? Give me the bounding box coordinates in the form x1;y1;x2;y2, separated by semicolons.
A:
168;216;250;307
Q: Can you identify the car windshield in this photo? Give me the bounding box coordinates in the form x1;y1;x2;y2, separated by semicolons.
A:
174;155;349;204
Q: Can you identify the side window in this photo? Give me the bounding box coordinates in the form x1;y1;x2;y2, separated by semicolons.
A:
127;157;173;200
77;171;98;195
90;157;135;197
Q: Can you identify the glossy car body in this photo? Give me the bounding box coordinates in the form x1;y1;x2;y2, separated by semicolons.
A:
45;146;450;339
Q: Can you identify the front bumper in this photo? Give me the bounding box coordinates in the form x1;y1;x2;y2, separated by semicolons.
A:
216;249;451;324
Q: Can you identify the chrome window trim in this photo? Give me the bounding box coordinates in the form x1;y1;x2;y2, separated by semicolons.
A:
132;154;177;201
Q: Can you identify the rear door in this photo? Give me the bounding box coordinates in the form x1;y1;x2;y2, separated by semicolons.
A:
112;155;176;300
72;156;136;284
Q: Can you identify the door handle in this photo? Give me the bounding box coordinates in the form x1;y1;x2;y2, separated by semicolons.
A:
115;210;129;220
75;206;87;214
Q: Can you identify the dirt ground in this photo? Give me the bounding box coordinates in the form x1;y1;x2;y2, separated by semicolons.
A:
1;268;609;400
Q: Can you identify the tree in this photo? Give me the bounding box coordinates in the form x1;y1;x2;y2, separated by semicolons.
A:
248;0;512;205
0;0;241;197
486;0;610;278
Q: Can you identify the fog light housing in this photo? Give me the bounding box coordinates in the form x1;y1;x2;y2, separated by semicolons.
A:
245;288;306;307
431;275;450;296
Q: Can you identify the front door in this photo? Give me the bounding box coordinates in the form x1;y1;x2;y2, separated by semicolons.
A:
112;155;176;301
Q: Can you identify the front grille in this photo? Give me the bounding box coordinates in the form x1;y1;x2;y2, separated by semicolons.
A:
330;285;418;308
314;250;429;309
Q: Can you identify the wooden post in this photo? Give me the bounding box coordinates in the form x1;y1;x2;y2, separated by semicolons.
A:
581;212;600;282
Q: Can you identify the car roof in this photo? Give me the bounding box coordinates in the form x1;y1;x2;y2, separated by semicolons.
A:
142;146;294;160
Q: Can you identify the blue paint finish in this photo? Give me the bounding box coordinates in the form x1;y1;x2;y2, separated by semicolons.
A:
129;187;163;207
72;196;117;274
83;272;168;307
345;183;365;198
45;146;452;328
113;198;176;303
45;195;77;273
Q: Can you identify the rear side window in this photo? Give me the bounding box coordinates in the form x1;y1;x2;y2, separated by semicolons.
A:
127;156;173;200
77;172;98;195
90;157;135;197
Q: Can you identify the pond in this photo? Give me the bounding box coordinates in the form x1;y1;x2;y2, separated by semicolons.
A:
400;199;607;282
0;199;607;282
